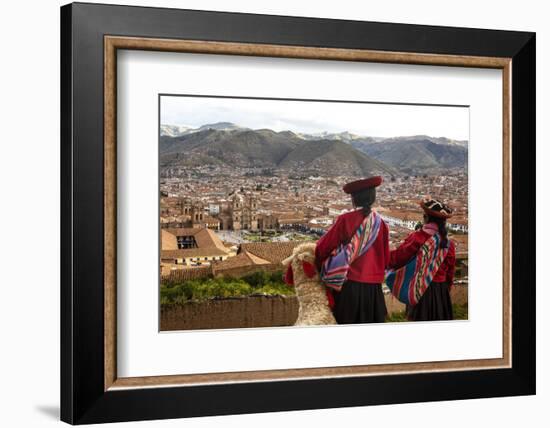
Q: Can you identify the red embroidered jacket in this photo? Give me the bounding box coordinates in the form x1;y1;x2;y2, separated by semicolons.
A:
388;223;456;285
315;209;390;284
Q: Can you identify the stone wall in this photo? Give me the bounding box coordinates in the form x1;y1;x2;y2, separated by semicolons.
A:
160;286;468;331
161;295;298;331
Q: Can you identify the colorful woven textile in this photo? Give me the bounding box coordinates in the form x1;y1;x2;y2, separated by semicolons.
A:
320;211;382;291
385;232;449;306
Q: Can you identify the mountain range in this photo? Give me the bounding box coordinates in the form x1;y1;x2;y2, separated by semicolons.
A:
350;137;467;174
160;122;468;175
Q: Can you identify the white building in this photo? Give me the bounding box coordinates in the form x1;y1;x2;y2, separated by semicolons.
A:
448;223;468;233
380;214;417;230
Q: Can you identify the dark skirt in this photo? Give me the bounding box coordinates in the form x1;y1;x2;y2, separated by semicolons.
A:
406;281;453;321
333;280;387;324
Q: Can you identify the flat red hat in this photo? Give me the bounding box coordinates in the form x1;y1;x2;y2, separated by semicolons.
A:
419;199;453;219
342;176;383;194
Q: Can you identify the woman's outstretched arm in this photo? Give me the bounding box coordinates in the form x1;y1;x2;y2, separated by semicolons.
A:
388;232;423;269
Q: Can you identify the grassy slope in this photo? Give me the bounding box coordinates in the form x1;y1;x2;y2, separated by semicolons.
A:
386;303;469;322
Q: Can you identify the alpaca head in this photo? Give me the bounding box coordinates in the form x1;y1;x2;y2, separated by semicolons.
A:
282;243;318;287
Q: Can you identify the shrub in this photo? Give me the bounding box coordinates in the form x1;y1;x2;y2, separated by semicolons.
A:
255;283;294;296
239;271;267;288
160;271;292;304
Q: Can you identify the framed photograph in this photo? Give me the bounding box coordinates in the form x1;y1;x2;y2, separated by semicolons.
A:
61;2;535;424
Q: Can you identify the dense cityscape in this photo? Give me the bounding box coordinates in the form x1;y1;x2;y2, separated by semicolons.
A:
160;165;468;279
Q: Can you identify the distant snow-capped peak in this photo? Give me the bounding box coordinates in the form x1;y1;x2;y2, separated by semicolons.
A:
296;130;363;141
160;122;248;137
160;124;194;137
197;122;245;132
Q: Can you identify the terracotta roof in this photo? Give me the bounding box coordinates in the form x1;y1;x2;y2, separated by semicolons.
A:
161;247;228;259
382;210;423;221
278;218;306;224
163;227;229;253
162;197;180;203
449;216;468;225
277;211;305;220
163;266;213;282
238;241;306;264
245;251;271;265
307;222;330;230
328;203;351;210
212;251;270;272
161;229;178;250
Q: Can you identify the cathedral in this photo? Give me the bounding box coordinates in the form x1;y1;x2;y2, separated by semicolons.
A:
224;190;258;231
166;190;260;231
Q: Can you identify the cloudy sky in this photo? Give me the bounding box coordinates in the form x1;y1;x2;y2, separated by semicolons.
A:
161;95;469;141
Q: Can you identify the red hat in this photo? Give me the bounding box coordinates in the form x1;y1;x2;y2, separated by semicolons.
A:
419;199;453;219
342;176;383;194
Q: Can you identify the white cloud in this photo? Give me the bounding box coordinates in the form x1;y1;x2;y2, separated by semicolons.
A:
161;95;469;140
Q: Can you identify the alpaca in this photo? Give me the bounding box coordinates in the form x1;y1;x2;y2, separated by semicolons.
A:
282;243;337;326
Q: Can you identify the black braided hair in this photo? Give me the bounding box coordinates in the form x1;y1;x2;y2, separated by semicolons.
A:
426;215;449;249
351;187;376;216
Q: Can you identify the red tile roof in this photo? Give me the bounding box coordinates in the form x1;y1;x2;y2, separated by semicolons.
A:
238;241;306;264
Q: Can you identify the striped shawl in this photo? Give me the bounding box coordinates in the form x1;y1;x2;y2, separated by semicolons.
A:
320;211;382;291
385;227;449;306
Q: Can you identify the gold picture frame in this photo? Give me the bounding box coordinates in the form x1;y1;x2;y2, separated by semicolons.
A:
103;36;512;391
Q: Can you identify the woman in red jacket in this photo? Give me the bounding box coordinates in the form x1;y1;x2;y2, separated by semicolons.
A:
389;199;456;321
315;176;390;324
